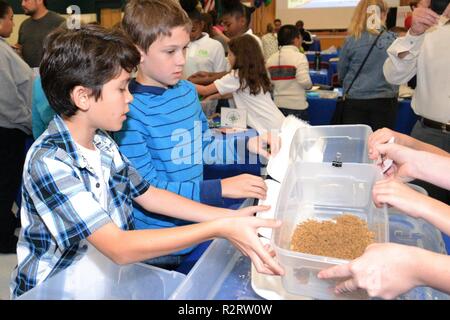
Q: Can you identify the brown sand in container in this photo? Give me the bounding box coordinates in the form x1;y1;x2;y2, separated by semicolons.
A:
290;214;375;260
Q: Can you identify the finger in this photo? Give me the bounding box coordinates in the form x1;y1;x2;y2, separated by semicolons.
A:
417;12;440;25
248;205;271;213
418;0;431;8
241;190;266;200
317;263;352;279
257;147;270;159
255;218;282;229
248;250;276;275
253;244;284;275
249;177;268;191
444;3;450;17
335;278;359;294
248;185;268;197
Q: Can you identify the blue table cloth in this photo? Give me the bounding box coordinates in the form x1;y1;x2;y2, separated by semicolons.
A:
306;52;339;63
309;69;330;85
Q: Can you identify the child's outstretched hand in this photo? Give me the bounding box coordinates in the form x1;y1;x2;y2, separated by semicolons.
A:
247;132;281;159
221;216;284;275
221;174;267;200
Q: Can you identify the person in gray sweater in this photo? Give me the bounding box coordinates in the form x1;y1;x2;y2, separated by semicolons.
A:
0;1;33;253
338;0;399;131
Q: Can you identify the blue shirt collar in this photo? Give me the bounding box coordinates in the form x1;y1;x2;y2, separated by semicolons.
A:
129;78;168;95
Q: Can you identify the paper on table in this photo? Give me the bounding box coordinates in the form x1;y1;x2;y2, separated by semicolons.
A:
256;179;281;239
267;116;309;183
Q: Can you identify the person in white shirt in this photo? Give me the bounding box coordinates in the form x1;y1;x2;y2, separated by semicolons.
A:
383;0;450;203
196;35;285;135
266;25;312;121
182;3;227;78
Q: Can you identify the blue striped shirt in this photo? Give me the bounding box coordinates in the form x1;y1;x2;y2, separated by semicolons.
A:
11;115;150;298
114;80;243;251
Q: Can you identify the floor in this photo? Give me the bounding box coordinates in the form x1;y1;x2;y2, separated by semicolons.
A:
0;253;16;300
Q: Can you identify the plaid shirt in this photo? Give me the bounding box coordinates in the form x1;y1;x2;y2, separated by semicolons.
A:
10;115;150;298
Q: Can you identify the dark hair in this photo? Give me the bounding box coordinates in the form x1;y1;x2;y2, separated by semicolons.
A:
43;0;48;8
295;20;304;29
274;19;281;24
122;0;191;53
40;24;140;117
180;0;202;22
0;0;11;19
228;35;271;95
221;0;255;28
278;25;300;46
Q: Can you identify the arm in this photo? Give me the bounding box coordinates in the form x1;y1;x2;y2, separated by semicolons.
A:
372;178;450;234
0;53;32;134
368;128;450;160
372;142;450;188
188;71;228;85
296;54;313;89
196;82;219;97
87;214;283;275
383;0;439;84
318;243;450;299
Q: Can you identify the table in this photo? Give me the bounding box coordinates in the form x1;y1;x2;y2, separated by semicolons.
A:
306;96;418;135
309;69;329;85
309;38;321;52
306;52;339;63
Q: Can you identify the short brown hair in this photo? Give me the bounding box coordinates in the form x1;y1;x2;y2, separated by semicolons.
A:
122;0;191;52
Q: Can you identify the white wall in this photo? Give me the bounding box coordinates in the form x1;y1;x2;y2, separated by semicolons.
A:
276;0;400;30
6;13;97;45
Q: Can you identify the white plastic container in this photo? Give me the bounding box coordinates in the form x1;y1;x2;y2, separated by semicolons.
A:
17;251;186;300
272;161;388;300
289;124;373;164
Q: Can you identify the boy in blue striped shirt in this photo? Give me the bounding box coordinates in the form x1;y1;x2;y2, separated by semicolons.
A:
115;0;277;268
10;24;282;299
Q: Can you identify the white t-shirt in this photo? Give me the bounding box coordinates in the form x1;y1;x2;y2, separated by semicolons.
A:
214;70;285;134
245;29;263;52
75;143;109;211
183;33;227;78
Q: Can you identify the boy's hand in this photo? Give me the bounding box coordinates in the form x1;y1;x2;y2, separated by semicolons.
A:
221;216;284;275
247;132;281;159
221;174;267;199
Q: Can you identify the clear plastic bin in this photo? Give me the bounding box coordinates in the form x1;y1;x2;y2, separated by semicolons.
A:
272;161;388;300
289;125;373;164
17;251;186;300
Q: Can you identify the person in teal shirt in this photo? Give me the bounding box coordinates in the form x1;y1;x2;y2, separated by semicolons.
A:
31;76;54;139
